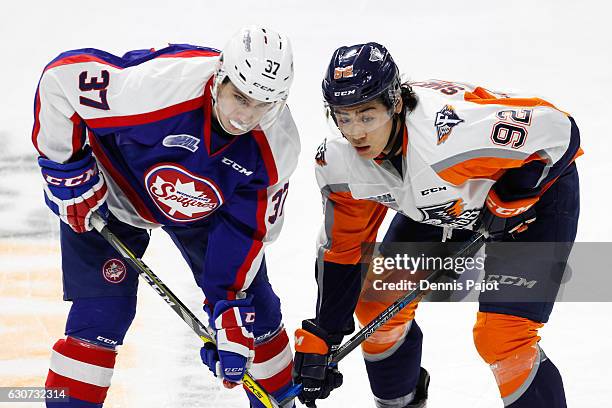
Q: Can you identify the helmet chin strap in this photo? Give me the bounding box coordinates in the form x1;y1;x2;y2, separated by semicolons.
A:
376;113;405;161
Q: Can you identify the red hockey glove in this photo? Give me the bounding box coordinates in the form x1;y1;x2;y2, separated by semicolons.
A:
38;146;108;233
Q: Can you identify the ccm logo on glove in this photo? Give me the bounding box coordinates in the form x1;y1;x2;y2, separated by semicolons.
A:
44;164;98;187
485;190;537;218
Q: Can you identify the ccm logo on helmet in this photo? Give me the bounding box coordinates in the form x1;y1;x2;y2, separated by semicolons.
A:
253;82;275;92
334;89;356;97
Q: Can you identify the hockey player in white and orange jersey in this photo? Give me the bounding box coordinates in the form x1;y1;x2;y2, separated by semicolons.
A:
292;42;581;408
33;26;299;408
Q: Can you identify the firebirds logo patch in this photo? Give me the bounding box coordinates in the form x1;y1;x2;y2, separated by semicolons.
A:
102;259;127;284
434;105;464;144
334;65;354;79
418;199;480;229
144;164;223;223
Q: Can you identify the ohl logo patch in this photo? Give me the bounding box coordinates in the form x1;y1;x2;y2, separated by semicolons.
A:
102;258;127;284
144;164;223;223
434;105;464;144
418;199;480;228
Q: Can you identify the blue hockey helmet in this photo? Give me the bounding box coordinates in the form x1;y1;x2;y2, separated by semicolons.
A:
322;42;401;108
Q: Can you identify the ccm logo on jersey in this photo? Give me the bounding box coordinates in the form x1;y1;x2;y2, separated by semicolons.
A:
44;165;97;187
222;157;253;176
421;186;447;196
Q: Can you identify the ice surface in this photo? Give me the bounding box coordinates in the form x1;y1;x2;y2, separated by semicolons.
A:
1;0;611;406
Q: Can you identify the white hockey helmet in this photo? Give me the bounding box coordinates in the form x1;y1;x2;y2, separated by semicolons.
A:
212;25;294;134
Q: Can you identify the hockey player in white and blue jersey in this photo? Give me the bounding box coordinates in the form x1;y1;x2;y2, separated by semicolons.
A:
33;26;299;407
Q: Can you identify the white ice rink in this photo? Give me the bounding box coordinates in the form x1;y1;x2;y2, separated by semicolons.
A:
1;1;611;406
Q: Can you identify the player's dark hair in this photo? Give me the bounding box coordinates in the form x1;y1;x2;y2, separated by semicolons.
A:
400;82;418;113
377;81;418;116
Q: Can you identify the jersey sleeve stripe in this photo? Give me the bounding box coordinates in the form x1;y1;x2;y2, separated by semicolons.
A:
88;131;157;224
227;132;281;297
322;190;387;264
228;191;267;296
70;113;86;156
43;46;219;73
431;148;530;173
157;50;220;59
253;130;279;186
464;86;568;114
534;116;583;188
45;54;122;72
436;154;547;185
84;96;204;128
32;87;43;156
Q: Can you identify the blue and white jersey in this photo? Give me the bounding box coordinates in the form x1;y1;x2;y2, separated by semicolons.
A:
32;44;300;302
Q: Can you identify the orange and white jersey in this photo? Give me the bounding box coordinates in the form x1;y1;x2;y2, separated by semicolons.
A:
316;79;582;265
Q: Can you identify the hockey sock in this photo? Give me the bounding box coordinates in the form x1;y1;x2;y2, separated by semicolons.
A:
364;320;423;407
506;355;566;408
247;328;294;408
46;336;117;407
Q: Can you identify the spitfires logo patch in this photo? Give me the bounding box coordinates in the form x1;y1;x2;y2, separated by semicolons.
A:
418;199;480;229
102;259;127;284
434;105;464;144
145;164;223;223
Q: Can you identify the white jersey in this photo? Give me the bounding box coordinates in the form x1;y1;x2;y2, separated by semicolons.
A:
316;80;582;265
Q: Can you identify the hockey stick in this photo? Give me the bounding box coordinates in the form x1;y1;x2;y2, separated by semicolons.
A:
90;212;283;408
277;232;486;405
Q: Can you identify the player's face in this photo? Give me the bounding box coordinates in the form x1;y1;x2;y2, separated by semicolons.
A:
214;80;277;135
332;99;398;159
